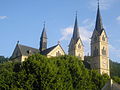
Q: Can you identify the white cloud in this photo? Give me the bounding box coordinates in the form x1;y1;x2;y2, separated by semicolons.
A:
80;27;92;42
116;16;120;23
116;16;120;20
59;27;73;41
59;18;94;55
60;18;94;42
59;26;92;42
0;16;8;20
82;19;94;29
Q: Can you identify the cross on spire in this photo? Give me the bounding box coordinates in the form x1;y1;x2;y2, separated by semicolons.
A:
97;0;99;7
72;12;80;40
43;21;46;28
17;40;19;44
76;11;78;17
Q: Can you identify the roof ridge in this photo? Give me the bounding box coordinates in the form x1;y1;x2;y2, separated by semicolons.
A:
18;44;39;50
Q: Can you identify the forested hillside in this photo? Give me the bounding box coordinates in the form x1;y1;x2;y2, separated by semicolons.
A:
0;54;109;90
110;60;120;84
84;56;120;84
110;60;120;77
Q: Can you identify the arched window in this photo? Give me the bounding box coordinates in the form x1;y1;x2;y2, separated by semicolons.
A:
102;35;105;41
94;35;97;42
78;44;81;49
102;47;106;55
56;51;61;56
93;47;99;56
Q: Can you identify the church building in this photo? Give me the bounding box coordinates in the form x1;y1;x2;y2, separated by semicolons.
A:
91;3;110;75
11;2;110;76
11;24;65;62
68;14;84;60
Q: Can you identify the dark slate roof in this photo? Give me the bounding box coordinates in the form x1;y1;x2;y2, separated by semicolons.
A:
18;44;40;56
72;15;80;40
40;44;58;55
83;61;91;69
69;15;83;45
41;24;47;39
95;4;104;35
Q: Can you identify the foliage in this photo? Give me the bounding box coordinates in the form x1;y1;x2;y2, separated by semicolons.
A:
112;76;120;84
110;60;120;77
84;56;120;78
0;54;109;90
0;56;9;63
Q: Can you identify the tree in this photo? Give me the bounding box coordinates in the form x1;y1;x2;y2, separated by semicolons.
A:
0;54;109;89
0;56;9;63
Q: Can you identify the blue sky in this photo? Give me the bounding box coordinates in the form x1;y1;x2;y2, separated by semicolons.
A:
0;0;120;62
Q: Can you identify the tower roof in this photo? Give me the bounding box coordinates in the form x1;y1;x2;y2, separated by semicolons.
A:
41;23;47;39
95;2;104;34
72;14;80;40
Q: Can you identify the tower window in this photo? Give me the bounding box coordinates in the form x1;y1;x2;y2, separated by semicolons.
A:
102;36;105;41
94;35;97;42
102;47;106;55
93;47;98;56
78;44;81;49
43;42;47;48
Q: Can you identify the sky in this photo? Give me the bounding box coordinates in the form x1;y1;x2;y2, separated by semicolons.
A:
0;0;120;62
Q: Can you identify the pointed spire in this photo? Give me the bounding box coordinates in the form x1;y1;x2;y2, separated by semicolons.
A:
95;0;103;33
39;22;47;51
41;21;47;39
72;12;80;40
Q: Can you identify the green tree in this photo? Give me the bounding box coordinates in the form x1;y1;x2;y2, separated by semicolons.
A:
0;54;109;90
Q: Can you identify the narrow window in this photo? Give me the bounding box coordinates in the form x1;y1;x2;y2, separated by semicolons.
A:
94;35;97;42
102;47;106;55
78;44;81;49
93;47;99;56
102;35;105;41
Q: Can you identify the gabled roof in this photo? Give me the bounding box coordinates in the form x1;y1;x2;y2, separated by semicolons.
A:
40;44;65;55
40;44;58;55
18;44;40;56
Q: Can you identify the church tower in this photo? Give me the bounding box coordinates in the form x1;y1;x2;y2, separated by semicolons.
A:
68;14;84;60
91;2;110;75
39;23;47;52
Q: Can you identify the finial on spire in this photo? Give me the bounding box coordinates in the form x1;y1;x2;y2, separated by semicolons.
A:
17;40;19;44
76;11;78;17
43;21;46;28
97;0;99;8
58;41;60;45
72;11;80;40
